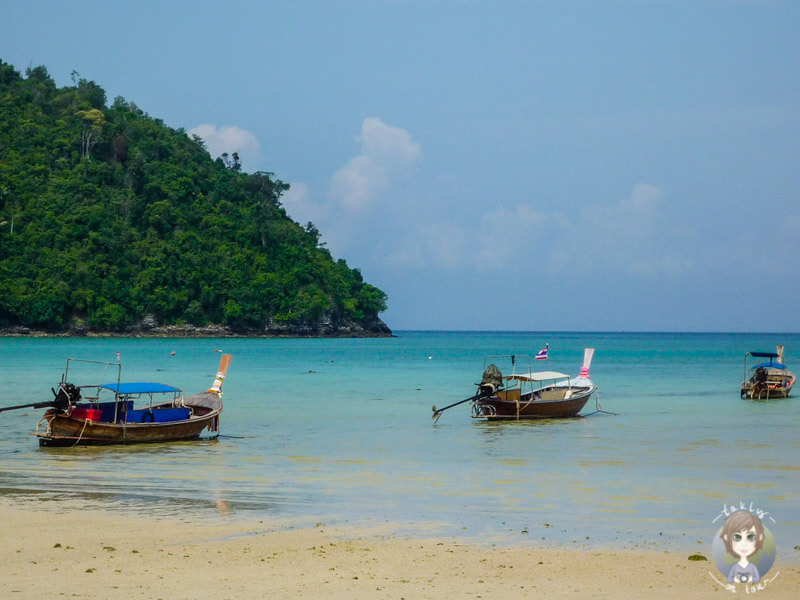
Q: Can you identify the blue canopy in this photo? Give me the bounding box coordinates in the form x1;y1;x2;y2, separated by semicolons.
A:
753;362;786;370
748;351;779;358
101;382;181;394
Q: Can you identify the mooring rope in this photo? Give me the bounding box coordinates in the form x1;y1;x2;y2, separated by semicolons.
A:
70;417;91;447
36;415;55;438
582;390;618;416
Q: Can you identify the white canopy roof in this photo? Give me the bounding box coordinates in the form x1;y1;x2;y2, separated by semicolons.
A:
506;371;570;382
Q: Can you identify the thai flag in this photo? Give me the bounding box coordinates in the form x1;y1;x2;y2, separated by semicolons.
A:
535;346;548;360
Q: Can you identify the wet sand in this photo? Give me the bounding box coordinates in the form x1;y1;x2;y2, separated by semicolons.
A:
1;503;797;599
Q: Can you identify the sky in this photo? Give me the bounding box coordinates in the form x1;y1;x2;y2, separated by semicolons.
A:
3;0;800;332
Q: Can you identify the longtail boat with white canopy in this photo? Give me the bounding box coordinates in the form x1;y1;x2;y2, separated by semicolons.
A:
432;348;598;421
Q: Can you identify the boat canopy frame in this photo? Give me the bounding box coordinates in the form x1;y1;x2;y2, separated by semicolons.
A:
61;358;183;423
63;358;121;390
744;351;787;376
507;371;572;383
482;354;575;389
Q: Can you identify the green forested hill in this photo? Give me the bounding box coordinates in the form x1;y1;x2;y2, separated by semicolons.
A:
0;60;390;336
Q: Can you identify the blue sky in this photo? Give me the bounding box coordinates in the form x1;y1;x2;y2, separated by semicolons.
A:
4;1;799;331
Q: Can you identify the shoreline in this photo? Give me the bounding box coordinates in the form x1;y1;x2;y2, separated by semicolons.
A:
0;326;395;339
2;501;798;599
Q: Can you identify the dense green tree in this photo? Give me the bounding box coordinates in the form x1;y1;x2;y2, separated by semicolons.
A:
0;60;389;335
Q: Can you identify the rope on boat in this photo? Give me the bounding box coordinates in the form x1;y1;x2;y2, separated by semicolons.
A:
36;414;55;438
505;388;534;420
70;417;91;447
513;394;535;420
519;396;534;413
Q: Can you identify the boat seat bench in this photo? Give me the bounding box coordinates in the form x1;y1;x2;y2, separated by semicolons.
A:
125;407;191;423
71;402;190;423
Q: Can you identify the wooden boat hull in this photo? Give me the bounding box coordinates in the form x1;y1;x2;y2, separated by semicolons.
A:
472;386;595;420
740;381;794;400
740;370;795;400
36;409;220;446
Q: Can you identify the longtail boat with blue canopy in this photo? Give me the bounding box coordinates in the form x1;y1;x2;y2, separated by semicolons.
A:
740;345;795;400
0;354;232;446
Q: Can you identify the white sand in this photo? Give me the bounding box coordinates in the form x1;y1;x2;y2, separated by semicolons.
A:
1;503;797;599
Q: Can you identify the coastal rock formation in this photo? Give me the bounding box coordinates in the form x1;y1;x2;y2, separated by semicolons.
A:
1;313;393;338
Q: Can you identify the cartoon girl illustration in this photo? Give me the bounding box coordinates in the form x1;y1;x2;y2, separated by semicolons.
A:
720;510;765;584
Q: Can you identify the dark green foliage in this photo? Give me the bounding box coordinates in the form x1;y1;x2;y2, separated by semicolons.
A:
0;60;388;333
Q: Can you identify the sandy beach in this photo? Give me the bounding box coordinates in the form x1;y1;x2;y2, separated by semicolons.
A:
1;502;797;599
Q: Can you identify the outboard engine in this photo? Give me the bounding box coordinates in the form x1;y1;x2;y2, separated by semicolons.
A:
52;382;81;412
478;364;503;396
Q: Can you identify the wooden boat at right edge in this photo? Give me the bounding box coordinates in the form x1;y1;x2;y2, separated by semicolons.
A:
740;345;795;400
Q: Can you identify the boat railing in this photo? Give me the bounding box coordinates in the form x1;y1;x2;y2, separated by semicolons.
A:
116;390;182;408
497;387;521;402
74;384;104;403
63;358;122;393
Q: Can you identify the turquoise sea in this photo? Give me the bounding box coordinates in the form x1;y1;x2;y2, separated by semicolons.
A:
1;332;798;556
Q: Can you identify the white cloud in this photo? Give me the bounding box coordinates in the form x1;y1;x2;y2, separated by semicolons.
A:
380;183;698;280
360;116;422;169
330;155;388;211
580;182;662;241
188;124;260;163
330;117;421;212
282;182;331;226
281;124;696;286
387;222;470;269
277;118;423;260
472;204;549;270
559;183;695;278
385;205;548;272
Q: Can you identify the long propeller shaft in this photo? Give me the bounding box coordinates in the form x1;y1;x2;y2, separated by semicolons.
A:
431;390;490;422
0;400;56;414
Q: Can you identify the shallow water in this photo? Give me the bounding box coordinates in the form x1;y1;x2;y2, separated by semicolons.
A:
0;332;798;554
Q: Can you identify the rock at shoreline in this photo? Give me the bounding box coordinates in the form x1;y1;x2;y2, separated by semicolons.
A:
0;315;393;338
